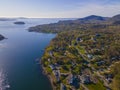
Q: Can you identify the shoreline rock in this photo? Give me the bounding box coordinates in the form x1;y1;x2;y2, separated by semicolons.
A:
0;34;5;41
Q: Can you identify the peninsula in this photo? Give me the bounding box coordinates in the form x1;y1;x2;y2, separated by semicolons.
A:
29;14;120;90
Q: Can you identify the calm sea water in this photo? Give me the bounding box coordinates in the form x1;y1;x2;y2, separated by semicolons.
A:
0;18;74;90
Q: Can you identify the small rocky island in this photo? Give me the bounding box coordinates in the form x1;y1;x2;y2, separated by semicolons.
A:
0;34;5;41
14;21;25;25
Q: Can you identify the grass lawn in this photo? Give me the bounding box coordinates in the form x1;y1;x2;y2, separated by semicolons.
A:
77;46;86;54
86;81;106;90
46;67;52;74
60;67;69;73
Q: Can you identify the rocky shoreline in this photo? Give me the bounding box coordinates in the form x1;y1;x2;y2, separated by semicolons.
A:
0;34;5;41
40;60;55;90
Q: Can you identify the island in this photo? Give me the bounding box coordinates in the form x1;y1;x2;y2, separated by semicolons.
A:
0;34;5;41
14;21;25;25
29;14;120;90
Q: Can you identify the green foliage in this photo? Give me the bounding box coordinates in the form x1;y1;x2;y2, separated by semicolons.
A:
86;81;106;90
38;15;120;90
111;62;120;90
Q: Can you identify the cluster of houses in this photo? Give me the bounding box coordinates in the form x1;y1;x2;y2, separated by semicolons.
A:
45;33;119;90
60;83;66;90
49;61;96;90
76;33;101;43
104;73;113;84
49;63;61;82
49;62;95;89
67;74;80;88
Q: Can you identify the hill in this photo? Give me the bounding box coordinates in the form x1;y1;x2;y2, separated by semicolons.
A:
28;14;120;33
41;28;120;90
28;14;120;90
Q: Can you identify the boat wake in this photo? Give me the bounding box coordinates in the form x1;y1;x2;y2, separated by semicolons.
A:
0;69;10;90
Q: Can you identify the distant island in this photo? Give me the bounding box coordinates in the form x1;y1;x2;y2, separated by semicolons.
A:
14;21;25;25
29;14;120;90
0;18;16;21
0;34;5;41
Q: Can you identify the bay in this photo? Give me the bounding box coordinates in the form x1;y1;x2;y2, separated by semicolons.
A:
0;18;71;90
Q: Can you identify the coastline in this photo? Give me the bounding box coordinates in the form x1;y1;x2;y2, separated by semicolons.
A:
32;14;120;90
40;60;55;90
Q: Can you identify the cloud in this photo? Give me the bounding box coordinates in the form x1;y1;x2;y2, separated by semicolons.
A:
50;2;120;18
0;0;119;18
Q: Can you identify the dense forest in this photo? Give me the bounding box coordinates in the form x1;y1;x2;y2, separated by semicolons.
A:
30;14;120;90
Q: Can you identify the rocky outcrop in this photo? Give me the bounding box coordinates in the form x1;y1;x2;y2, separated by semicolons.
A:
0;34;5;41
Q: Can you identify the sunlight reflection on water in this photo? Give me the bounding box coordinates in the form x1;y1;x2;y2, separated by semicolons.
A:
0;69;10;90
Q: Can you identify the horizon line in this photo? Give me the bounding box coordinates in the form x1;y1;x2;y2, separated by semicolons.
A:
0;13;119;19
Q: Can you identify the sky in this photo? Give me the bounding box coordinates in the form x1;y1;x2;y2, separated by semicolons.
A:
0;0;120;18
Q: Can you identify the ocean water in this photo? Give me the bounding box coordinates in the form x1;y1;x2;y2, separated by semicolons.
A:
0;18;74;90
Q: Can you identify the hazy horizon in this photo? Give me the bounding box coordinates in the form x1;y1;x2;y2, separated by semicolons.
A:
0;14;119;19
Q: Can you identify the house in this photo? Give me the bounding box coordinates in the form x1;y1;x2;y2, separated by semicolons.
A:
68;75;74;85
95;34;101;37
81;75;91;84
61;83;66;90
53;70;60;82
91;37;96;42
49;63;60;70
48;58;51;62
83;60;89;65
54;63;60;69
76;37;83;42
49;64;55;70
111;57;117;61
87;54;93;59
71;62;77;67
96;61;105;66
68;74;80;88
105;74;113;83
49;51;53;56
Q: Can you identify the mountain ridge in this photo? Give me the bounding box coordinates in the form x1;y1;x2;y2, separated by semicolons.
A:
28;14;120;33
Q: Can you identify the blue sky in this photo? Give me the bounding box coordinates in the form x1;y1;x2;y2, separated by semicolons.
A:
0;0;120;18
